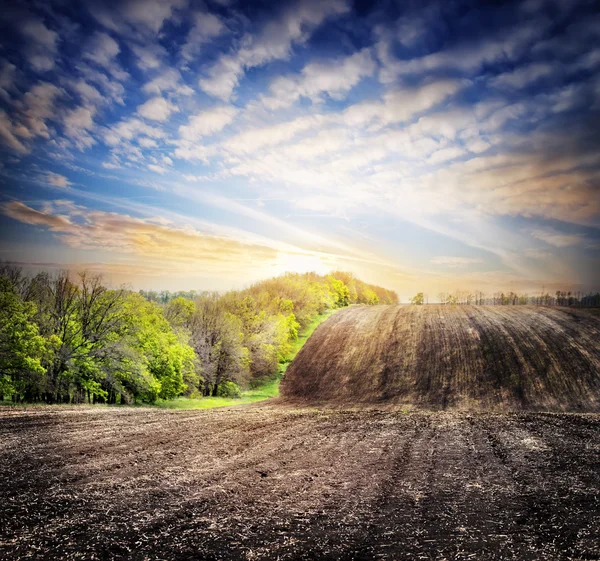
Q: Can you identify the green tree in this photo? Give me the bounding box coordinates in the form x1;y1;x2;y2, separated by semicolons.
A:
125;294;196;401
0;277;51;400
410;292;425;305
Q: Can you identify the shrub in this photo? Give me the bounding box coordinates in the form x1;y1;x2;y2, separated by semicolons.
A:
216;381;242;398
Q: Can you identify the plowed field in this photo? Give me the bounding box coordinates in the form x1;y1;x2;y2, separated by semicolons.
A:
1;406;599;560
281;305;600;411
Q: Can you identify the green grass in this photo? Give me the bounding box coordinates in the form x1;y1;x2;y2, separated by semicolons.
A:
151;308;340;410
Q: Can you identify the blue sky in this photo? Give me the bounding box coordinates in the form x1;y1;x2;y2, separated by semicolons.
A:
0;0;598;299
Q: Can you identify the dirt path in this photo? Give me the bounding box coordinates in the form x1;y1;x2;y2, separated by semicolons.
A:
1;406;598;560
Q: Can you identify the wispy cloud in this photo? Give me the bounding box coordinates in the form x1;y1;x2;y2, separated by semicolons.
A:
530;228;585;247
430;256;484;267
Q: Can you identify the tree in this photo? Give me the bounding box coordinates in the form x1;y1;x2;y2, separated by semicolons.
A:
410;292;425;305
327;276;350;307
189;293;249;396
0;277;51;400
125;294;196;401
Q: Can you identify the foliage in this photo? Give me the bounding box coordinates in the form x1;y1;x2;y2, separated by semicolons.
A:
411;292;425;305
0;264;397;404
215;381;242;398
0;268;196;404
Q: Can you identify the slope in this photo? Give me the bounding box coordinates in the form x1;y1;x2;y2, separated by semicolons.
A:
280;305;600;411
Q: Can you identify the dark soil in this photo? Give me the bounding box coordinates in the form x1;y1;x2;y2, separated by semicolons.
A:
281;305;600;411
1;405;598;560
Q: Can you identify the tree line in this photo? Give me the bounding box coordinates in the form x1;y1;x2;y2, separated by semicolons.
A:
0;265;397;404
409;290;600;307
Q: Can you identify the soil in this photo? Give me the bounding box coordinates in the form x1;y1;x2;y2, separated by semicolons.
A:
281;305;600;411
1;405;598;560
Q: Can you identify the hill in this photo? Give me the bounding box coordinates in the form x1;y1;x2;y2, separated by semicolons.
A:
280;305;600;411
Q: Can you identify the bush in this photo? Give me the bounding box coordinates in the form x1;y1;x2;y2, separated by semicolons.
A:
216;381;242;398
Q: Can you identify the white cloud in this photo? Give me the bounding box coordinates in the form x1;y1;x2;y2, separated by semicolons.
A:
16;82;63;140
63;106;96;148
138;137;158;148
223;115;326;155
78;65;126;104
181;12;225;62
430;256;483;267
178;105;237;141
91;0;187;34
20;19;59;72
148;164;168;174
83;32;120;68
530;229;584;247
199;0;349;100
262;48;376;109
142;68;194;96
137;97;178;121
380;23;544;82
0;110;28;153
130;43;166;70
343;79;466;127
44;172;71;188
428;146;467;165
103;117;166;147
70;79;103;105
491;62;555;89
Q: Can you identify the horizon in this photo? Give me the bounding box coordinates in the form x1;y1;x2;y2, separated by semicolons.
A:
1;0;599;299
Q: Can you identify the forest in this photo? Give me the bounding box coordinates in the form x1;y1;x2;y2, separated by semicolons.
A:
0;265;397;405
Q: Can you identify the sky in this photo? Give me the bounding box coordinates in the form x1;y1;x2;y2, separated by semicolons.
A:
0;0;599;300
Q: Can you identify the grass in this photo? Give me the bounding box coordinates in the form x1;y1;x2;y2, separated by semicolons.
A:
150;308;340;410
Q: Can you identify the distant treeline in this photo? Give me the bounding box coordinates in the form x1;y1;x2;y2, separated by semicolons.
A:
0;265;397;404
139;271;398;308
434;290;600;307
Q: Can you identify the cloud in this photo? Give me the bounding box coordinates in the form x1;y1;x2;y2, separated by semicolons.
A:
2;201;74;231
380;22;545;82
223;115;325;155
20;18;59;72
428;146;468;165
142;68;194;96
130;43;166;70
148;164;167;174
430;256;484;267
103;117;166;147
78;65;127;104
137;97;178;121
63;106;97;148
530;229;584;247
83;32;120;68
15;82;64;140
491;62;556;89
0;110;28;154
44;172;72;188
1;200;281;270
261;48;376;109
178;105;237;141
69;79;103;105
343;79;467;127
199;0;349;100
181;11;225;62
90;0;187;35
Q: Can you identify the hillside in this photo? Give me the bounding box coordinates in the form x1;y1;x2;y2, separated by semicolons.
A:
280;305;600;411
